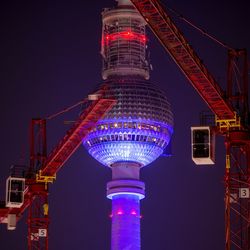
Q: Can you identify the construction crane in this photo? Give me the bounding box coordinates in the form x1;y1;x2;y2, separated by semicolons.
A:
0;1;249;250
129;0;249;250
0;88;116;249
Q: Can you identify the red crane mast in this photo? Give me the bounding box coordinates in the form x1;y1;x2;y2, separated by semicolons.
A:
130;0;250;250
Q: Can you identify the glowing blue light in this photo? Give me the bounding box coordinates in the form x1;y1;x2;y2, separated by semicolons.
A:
83;119;173;167
107;191;145;200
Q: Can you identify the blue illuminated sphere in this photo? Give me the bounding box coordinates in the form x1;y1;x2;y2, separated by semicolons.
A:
83;77;173;167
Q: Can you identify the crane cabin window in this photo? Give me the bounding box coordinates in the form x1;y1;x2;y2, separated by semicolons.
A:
191;126;215;165
6;177;25;208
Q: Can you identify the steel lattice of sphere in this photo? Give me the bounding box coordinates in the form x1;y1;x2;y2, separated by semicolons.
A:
83;77;173;167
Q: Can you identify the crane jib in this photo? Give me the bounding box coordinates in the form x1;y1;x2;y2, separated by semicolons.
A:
40;98;116;177
131;0;235;120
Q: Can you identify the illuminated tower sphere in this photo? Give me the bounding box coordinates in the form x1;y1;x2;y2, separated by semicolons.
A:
83;0;173;249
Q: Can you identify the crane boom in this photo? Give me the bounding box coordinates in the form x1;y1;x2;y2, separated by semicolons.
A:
39;98;116;177
131;0;235;119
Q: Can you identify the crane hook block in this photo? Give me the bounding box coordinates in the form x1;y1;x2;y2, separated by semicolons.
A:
191;126;215;165
5;177;25;208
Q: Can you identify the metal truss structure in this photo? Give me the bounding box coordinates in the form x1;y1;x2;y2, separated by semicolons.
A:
130;1;250;249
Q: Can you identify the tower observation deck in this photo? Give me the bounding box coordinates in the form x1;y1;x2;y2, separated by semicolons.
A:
83;0;174;249
101;0;150;80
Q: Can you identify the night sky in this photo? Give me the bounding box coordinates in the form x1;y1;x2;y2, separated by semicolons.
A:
1;0;250;249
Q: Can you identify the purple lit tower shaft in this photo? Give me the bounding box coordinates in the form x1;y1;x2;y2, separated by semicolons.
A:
83;0;173;249
107;163;145;249
112;194;140;249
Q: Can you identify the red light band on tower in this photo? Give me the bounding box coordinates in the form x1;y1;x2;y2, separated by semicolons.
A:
105;31;147;43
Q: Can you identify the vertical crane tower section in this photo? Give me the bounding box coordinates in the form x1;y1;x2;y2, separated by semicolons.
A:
83;0;174;249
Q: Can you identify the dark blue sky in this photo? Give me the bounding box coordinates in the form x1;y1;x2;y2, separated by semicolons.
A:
0;0;250;249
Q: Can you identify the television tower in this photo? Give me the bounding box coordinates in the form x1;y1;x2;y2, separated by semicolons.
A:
83;0;173;249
